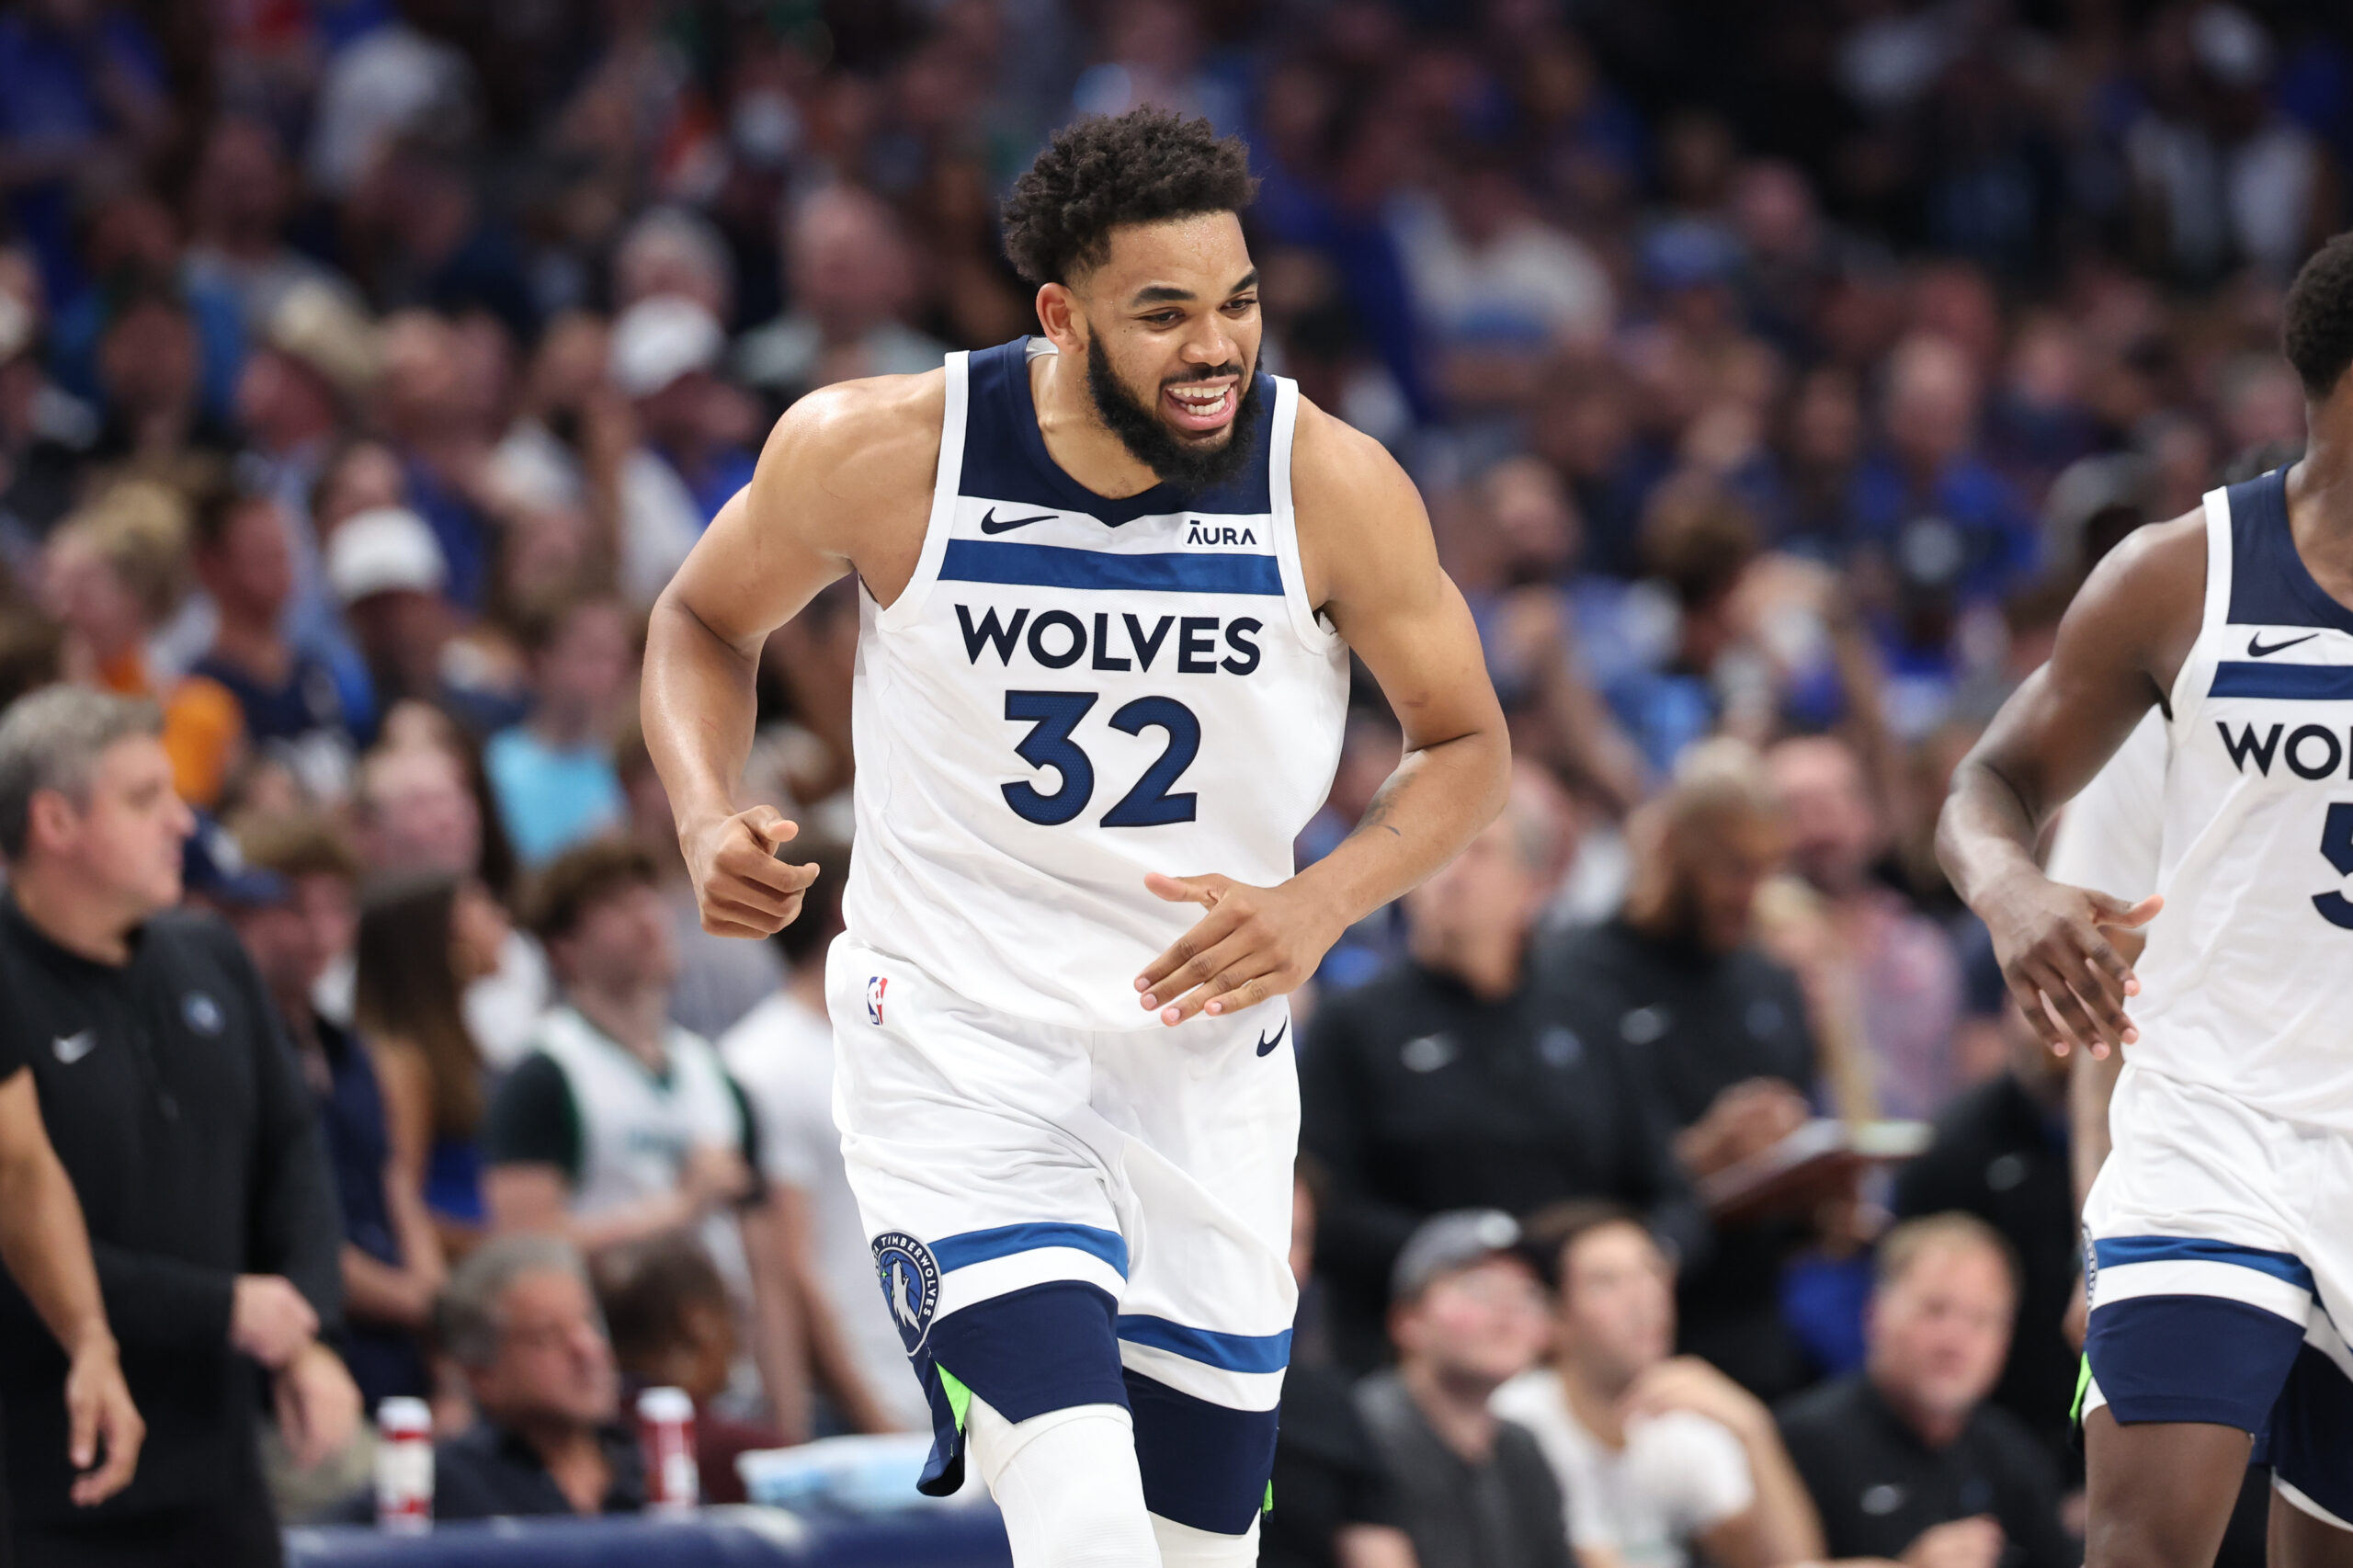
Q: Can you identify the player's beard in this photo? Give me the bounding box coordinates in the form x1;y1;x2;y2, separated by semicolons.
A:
1085;334;1262;492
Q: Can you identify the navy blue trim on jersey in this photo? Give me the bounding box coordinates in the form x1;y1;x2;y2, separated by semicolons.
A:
930;1220;1131;1278
2210;662;2353;700
2086;1293;2306;1431
1125;1368;1280;1535
2093;1234;2319;1290
959;338;1273;527
1116;1314;1293;1374
939;540;1284;596
2268;1344;2353;1523
2225;467;2353;633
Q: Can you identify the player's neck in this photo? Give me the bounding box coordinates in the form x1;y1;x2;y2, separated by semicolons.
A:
1029;349;1164;502
2283;436;2353;605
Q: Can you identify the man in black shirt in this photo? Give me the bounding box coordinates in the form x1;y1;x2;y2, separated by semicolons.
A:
1356;1210;1574;1568
1540;742;1822;1399
335;1235;647;1521
1303;786;1703;1369
0;687;354;1566
1893;1017;2078;1466
1778;1215;2070;1568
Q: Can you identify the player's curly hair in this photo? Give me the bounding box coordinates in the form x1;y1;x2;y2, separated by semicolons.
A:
1000;108;1257;287
2283;232;2353;398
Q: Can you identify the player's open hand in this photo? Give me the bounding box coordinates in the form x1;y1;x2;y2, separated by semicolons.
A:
684;805;819;937
1135;872;1345;1026
1983;869;2161;1059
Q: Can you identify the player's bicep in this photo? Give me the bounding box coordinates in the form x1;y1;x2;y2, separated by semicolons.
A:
1970;516;2201;820
1304;424;1504;751
660;412;858;656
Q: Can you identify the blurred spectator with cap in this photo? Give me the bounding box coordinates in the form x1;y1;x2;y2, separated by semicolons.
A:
323;504;519;734
0;685;357;1563
1355;1210;1572;1568
335;1233;646;1522
735;186;949;414
1495;1202;1826;1568
608;294;754;605
1776;1214;2068;1568
1303;766;1704;1370
1542;740;1822;1402
234;279;382;662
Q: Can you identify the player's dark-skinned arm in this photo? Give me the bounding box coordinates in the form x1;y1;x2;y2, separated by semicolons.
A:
1136;403;1512;1024
0;1067;144;1505
1935;517;2203;1057
643;377;938;937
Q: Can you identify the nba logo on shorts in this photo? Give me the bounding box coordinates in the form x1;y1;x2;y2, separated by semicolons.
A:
866;975;888;1026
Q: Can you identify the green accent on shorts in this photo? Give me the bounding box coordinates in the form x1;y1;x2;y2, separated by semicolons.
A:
1264;1481;1274;1516
2072;1353;2093;1424
938;1365;973;1433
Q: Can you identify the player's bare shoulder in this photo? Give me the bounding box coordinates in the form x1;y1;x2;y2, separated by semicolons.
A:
1286;392;1433;617
748;368;947;597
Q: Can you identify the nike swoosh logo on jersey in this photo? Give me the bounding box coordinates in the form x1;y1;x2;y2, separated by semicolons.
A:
2248;631;2320;657
980;507;1057;534
52;1030;95;1065
1256;1019;1288;1057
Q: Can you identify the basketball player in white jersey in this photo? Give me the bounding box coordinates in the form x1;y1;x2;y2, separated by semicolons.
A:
1939;234;2353;1568
640;109;1509;1567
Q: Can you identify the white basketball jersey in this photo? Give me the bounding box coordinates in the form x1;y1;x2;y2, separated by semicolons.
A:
841;338;1350;1031
2138;468;2353;1132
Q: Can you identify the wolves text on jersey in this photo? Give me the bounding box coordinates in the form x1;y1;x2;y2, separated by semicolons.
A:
956;604;1263;676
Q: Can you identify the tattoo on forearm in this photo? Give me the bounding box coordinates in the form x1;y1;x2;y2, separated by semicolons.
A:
1351;777;1405;841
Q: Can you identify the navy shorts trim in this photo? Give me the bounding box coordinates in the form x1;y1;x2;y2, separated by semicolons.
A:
1126;1368;1279;1535
2267;1344;2353;1523
2086;1294;2307;1432
912;1279;1127;1495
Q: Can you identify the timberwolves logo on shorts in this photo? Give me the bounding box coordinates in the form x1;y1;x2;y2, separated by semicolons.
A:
866;975;889;1026
870;1233;940;1353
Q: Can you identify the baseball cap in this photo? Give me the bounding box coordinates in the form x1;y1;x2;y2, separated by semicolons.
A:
182;815;290;908
1391;1209;1528;1302
608;294;723;400
264;281;381;407
326;507;447;604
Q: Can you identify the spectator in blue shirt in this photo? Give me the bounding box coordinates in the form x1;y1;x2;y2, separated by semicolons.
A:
485;596;633;867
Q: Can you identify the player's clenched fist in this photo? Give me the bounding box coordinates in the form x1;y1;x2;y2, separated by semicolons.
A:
1134;871;1347;1026
684;805;821;937
1979;868;2160;1059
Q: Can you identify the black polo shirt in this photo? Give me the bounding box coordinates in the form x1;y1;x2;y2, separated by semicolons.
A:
1301;954;1704;1369
333;1420;647;1521
1540;917;1822;1400
1777;1373;2072;1568
0;896;342;1525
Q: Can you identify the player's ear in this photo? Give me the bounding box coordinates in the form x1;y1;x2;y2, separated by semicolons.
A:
1034;281;1083;354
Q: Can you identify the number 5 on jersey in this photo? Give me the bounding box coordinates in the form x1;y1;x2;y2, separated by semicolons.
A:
1002;689;1199;827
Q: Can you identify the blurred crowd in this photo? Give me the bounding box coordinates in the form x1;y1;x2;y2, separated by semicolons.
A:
0;0;2345;1562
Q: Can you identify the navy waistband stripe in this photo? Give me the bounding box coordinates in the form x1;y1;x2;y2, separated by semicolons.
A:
940;539;1283;596
2211;662;2353;700
1115;1313;1293;1374
929;1221;1131;1278
2093;1234;2316;1291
